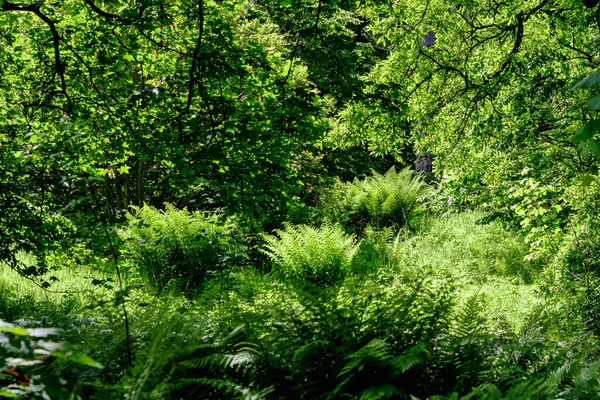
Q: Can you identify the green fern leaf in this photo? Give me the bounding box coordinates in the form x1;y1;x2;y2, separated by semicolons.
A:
358;384;401;400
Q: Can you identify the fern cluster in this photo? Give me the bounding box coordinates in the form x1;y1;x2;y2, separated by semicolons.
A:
156;276;600;400
348;167;431;229
260;220;359;287
317;167;431;231
118;204;245;291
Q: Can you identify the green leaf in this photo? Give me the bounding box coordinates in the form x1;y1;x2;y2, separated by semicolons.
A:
38;375;70;398
117;165;130;175
52;350;102;368
581;175;594;186
69;351;102;368
588;94;600;110
0;390;18;398
571;120;600;144
589;140;600;159
280;0;292;7
70;352;102;368
5;327;30;336
572;71;600;90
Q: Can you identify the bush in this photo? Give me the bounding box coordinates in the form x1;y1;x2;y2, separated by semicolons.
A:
118;204;245;291
317;167;431;231
260;220;359;287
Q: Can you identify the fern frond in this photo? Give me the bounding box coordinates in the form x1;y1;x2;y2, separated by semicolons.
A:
574;358;600;389
174;377;273;399
455;293;488;337
358;384;401;400
392;342;430;374
292;340;335;366
339;339;392;378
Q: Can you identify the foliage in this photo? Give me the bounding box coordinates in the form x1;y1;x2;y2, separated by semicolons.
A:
2;203;599;399
260;220;359;287
118;203;245;291
0;320;101;399
571;66;600;172
3;0;600;398
0;0;326;240
317;167;431;231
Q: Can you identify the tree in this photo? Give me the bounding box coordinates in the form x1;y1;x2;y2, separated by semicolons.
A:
0;0;337;278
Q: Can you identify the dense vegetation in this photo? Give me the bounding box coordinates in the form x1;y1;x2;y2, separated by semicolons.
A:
3;0;600;398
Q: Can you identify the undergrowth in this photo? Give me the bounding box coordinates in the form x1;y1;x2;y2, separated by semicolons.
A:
118;204;246;292
2;170;599;399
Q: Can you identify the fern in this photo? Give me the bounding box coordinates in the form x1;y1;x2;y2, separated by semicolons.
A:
118;203;245;290
454;293;488;338
347;167;431;230
174;378;273;399
316;167;431;231
331;339;393;398
358;384;402;400
260;220;359;287
171;324;278;399
392;342;431;374
332;340;432;399
339;339;393;378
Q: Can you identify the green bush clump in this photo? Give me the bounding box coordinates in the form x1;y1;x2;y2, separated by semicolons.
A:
260;220;359;287
317;167;431;231
118;204;245;291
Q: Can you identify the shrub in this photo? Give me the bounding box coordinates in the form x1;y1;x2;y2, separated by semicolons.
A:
118;204;245;291
260;220;359;287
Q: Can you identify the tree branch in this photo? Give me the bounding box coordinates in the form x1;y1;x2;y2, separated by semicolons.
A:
2;1;68;99
83;0;150;25
177;0;204;121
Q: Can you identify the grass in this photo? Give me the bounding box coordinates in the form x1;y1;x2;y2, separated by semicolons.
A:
356;211;543;329
0;261;113;323
458;277;540;331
